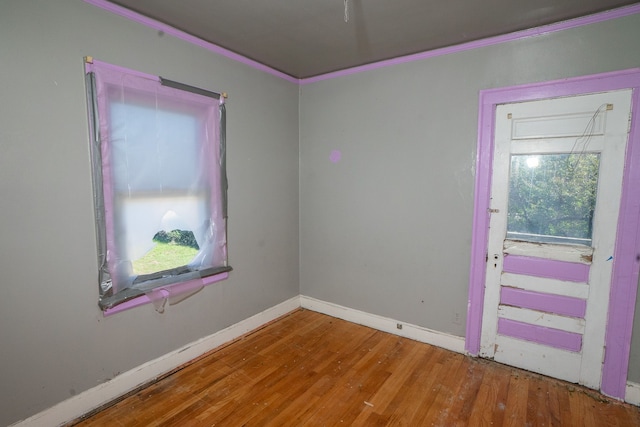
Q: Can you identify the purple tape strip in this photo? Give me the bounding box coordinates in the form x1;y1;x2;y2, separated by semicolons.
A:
500;287;587;318
498;318;582;352
300;4;640;84
83;0;640;84
103;272;229;316
503;255;590;283
466;68;640;398
86;58;160;82
83;0;299;84
602;77;640;398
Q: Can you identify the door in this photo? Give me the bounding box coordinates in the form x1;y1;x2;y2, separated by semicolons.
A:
479;89;632;388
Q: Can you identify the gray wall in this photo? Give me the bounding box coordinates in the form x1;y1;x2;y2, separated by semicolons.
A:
2;1;640;424
0;1;299;425
299;13;640;378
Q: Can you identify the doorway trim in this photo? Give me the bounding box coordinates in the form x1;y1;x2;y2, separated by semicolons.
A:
465;68;640;399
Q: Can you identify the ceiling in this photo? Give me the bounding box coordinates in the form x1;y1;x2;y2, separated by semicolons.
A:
106;0;639;79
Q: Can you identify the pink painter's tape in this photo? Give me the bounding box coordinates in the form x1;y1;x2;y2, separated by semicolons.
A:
500;287;586;318
300;4;640;84
503;255;589;283
329;150;342;163
103;272;229;316
466;68;640;399
83;0;298;84
498;318;582;352
86;58;160;82
83;0;640;84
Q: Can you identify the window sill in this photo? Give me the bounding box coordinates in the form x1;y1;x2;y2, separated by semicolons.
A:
102;271;230;316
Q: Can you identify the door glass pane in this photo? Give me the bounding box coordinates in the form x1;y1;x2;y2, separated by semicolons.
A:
507;153;600;246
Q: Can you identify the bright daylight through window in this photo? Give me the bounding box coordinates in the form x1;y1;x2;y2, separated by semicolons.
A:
507;153;600;246
85;59;231;311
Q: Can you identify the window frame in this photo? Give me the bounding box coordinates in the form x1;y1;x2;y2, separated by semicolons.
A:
85;58;231;314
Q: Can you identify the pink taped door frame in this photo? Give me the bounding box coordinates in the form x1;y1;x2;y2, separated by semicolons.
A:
466;68;640;399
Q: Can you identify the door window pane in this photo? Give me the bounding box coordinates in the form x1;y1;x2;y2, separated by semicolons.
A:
507;153;600;246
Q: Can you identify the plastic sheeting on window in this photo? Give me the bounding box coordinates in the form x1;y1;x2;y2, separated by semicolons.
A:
85;59;231;311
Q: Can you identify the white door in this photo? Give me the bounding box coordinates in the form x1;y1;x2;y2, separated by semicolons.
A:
479;90;632;388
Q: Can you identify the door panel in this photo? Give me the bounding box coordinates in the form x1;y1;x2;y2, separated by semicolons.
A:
493;336;582;383
480;90;632;388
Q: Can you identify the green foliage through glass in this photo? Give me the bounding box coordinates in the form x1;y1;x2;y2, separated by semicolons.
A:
507;153;600;246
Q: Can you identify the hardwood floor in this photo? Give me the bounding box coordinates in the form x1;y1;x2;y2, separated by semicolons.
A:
72;309;640;426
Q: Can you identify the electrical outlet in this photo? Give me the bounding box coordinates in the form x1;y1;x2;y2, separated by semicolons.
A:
396;323;403;330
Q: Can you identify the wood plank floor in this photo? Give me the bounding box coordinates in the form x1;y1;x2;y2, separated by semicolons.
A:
71;309;640;426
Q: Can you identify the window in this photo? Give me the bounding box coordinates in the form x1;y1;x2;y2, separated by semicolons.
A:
85;58;231;312
507;153;600;246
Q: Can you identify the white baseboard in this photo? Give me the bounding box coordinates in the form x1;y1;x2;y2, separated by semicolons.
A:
626;381;640;406
13;295;469;426
11;296;301;427
300;295;466;354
